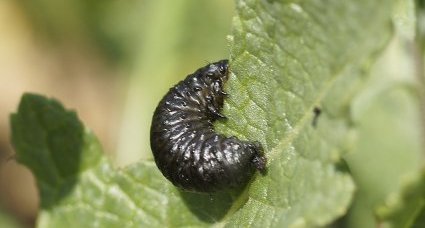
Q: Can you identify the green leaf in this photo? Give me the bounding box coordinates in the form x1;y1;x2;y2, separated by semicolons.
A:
11;94;240;227
376;171;425;228
10;0;398;227
215;0;395;226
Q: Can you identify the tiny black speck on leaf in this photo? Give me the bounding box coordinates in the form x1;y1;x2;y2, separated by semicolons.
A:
312;106;322;127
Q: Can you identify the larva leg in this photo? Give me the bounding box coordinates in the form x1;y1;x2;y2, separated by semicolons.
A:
205;95;227;120
207;106;227;120
247;142;267;174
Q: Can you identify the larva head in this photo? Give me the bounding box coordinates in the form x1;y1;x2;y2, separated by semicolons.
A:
203;59;229;83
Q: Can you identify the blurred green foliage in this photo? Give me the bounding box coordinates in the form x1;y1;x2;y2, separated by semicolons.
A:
18;0;233;64
0;207;20;228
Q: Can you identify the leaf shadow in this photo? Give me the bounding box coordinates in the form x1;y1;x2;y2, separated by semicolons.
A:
179;184;246;223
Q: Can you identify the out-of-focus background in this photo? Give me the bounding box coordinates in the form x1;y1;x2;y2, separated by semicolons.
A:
0;0;233;226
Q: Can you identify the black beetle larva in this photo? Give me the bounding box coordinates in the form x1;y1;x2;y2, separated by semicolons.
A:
150;60;266;193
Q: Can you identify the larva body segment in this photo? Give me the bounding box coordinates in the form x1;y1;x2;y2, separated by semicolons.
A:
150;60;266;193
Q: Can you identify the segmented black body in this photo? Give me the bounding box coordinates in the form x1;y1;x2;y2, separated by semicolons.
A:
150;60;266;193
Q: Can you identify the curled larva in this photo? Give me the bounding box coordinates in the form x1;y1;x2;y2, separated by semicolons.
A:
150;59;267;193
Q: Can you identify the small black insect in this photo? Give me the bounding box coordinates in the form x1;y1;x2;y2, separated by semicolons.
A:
312;106;321;127
150;60;267;193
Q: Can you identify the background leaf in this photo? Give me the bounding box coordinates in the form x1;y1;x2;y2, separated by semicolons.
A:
343;0;425;227
376;171;425;228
